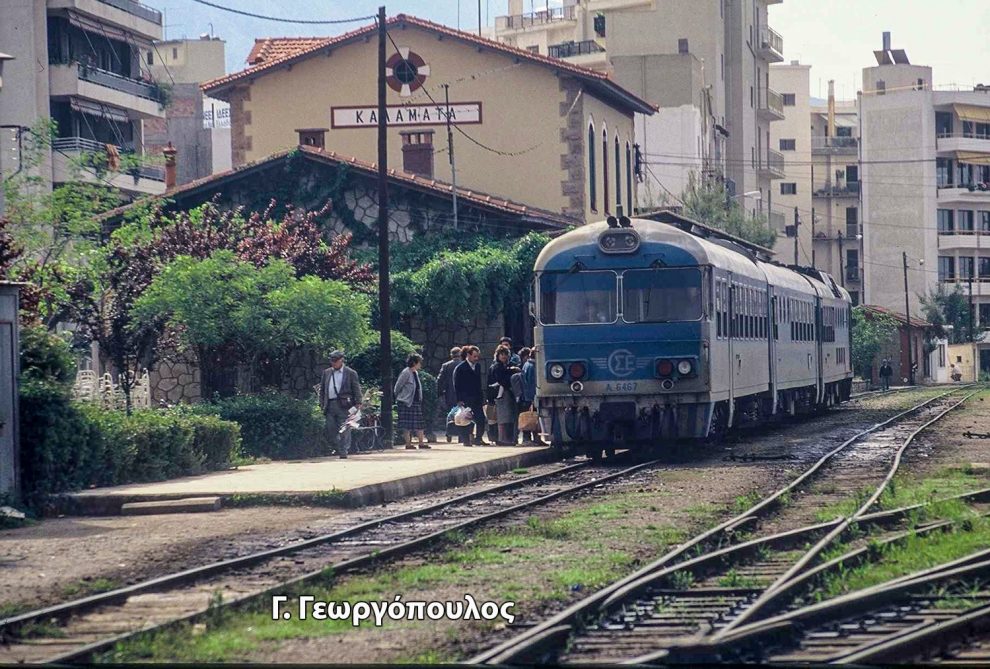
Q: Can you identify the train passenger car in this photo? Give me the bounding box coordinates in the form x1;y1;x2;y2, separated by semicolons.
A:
532;213;852;458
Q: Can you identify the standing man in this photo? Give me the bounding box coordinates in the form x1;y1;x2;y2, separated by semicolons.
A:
454;345;487;446
319;350;363;459
879;358;892;391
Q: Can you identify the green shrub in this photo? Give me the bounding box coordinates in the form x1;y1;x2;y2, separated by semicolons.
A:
18;390;240;510
419;370;440;431
348;330;419;388
187;391;323;459
20;326;76;385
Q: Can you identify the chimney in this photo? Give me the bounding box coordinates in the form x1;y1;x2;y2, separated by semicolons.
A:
296;128;328;150
827;80;835;138
882;31;891;52
400;129;434;178
163;141;177;190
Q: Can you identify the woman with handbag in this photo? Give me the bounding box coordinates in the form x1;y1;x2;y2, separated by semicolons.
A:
395;353;430;450
488;346;519;445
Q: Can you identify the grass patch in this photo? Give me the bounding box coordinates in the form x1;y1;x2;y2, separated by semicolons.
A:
717;568;763;589
61;578;119;600
733;491;763;514
511;468;529;475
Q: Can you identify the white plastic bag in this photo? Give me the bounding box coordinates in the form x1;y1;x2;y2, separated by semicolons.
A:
454;406;474;427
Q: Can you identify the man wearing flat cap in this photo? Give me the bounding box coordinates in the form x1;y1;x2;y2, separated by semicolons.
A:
319;350;363;458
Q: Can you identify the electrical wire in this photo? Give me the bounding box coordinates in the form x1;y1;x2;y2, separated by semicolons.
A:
188;0;376;25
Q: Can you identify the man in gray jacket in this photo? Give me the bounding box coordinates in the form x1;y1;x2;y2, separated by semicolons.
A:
319;350;363;458
436;346;461;441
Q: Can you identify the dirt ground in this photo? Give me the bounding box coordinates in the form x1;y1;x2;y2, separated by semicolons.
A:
902;390;990;481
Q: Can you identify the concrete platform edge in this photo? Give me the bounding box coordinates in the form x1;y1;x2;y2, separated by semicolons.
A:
54;448;557;516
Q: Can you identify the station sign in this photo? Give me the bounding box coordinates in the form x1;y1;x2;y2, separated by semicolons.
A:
331;102;482;129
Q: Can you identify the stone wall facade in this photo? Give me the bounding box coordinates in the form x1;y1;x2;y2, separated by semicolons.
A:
409;314;509;377
149;353;201;405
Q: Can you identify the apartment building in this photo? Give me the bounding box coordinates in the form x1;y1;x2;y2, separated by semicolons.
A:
811;89;861;303
768;61;811;265
0;0;167;197
490;0;785;216
145;36;232;185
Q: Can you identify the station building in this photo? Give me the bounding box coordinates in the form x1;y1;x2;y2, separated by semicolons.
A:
201;14;654;223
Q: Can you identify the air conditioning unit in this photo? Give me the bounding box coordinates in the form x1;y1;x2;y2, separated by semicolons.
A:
835;169;845;180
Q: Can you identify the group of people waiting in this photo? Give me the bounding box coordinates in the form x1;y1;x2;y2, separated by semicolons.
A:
437;337;545;447
318;339;544;458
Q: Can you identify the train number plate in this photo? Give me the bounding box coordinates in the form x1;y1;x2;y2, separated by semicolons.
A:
606;382;638;392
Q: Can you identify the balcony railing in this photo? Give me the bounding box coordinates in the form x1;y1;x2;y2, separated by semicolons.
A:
812;136;859;151
497;4;575;29
758;87;784;118
845;266;860;283
814;181;860;197
97;0;163;24
766;148;785;174
78;63;164;102
759;27;784;60
548;39;605;59
52;136;164;181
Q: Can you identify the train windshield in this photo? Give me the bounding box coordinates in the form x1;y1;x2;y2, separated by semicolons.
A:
622;268;704;323
538;271;617;325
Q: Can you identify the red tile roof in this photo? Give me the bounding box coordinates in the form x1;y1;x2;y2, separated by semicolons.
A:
246;37;333;65
203;14;655;115
98;145;579;229
861;305;934;328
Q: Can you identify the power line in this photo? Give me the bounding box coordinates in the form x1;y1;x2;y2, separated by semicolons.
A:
188;0;376;25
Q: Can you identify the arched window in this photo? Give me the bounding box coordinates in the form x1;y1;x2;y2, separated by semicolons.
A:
602;126;609;214
614;135;622;213
588;121;597;212
625;141;633;213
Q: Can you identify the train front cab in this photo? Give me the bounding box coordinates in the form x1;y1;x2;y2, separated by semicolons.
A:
532;221;726;456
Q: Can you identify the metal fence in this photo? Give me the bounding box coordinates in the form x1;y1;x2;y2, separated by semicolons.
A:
97;0;162;24
548;40;604;59
78;63;163;102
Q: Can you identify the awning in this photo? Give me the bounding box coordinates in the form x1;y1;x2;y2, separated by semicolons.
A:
954;151;990;166
67;11;153;47
70;98;130;123
954;104;990;124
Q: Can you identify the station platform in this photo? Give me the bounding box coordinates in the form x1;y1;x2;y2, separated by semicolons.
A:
61;444;554;516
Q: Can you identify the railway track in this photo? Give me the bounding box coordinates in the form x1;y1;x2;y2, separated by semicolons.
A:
472;386;981;664
0;456;663;664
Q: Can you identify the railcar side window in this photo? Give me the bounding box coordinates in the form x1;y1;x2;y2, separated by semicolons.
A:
622;268;704;323
539;271;617;325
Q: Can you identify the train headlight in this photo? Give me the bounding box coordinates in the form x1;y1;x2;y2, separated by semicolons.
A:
569;362;587;380
549;363;566;380
677;360;693;376
598;229;641;254
656;359;674;377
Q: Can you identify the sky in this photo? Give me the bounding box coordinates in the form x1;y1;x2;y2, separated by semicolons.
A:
142;0;990;98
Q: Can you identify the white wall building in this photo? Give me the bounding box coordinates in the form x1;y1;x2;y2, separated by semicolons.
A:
490;0;785;215
769;61;811;265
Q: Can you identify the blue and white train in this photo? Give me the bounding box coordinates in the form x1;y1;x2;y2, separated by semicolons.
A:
533;212;853;458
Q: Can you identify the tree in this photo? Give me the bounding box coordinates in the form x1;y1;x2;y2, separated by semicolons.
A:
133;251;372;397
681;176;777;248
851;306;898;379
920;283;970;344
3;120;123;328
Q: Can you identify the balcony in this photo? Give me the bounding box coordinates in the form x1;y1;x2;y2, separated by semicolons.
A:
936;132;990;156
47;0;163;41
812;136;859;153
940;277;990;298
49;62;165;118
759;148;785;178
758;27;784;62
937;181;990;204
814;181;860;198
757;87;785;122
51;137;165;195
495;4;575;31
846;266;861;283
548;39;605;59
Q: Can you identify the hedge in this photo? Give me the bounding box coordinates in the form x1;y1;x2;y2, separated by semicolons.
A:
19;379;241;510
186;391;325;460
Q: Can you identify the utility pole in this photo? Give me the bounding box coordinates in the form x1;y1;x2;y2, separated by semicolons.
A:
838;232;845;287
444;83;458;229
903;251;914;385
478;0;482;35
377;5;393;444
811;207;817;269
969;274;975;342
793;206;799;266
